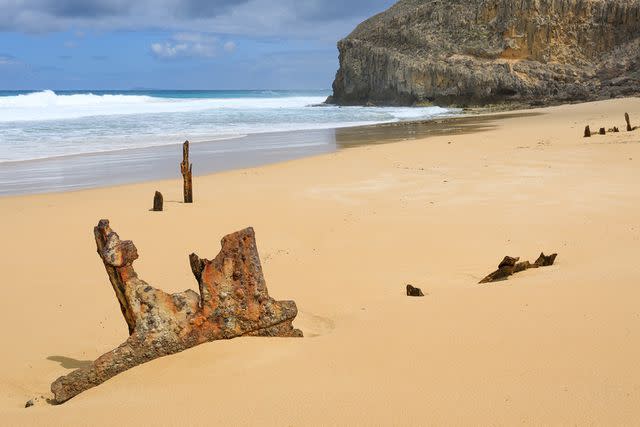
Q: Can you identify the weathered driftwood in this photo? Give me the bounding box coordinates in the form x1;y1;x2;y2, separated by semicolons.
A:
626;112;632;132
479;252;557;284
51;220;302;404
584;125;591;137
152;191;163;211
180;140;193;203
608;126;620;133
406;284;425;297
599;127;606;135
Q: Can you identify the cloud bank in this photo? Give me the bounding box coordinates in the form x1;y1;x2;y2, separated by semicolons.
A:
0;0;393;37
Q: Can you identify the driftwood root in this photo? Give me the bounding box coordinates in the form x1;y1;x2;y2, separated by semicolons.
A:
50;220;301;404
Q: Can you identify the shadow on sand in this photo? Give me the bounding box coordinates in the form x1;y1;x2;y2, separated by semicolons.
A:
47;355;92;369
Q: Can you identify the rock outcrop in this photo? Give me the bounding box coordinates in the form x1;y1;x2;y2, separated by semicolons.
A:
328;0;640;107
51;220;302;403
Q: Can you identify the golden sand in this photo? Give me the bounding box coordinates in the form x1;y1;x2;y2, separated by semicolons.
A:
1;98;639;425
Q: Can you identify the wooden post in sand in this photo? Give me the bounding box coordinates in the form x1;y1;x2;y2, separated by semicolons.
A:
584;126;591;137
599;127;606;135
625;113;632;132
152;191;163;212
180;140;193;203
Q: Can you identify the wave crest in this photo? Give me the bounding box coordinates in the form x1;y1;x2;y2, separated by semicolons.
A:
0;90;328;122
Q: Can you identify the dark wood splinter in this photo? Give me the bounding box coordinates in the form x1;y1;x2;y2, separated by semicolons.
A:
152;191;163;211
180;140;193;203
479;252;557;284
625;113;632;132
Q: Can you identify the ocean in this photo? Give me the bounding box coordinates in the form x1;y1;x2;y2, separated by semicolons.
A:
0;89;455;163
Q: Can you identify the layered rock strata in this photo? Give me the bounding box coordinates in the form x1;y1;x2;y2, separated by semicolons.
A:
329;0;640;106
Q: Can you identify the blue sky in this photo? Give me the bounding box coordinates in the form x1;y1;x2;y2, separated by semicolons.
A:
0;0;396;90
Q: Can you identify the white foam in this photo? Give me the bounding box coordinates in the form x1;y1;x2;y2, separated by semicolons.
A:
0;90;461;163
0;90;329;122
385;106;450;119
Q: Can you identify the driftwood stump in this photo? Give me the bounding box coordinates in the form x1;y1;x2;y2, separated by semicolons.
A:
479;252;557;284
625;113;632;132
584;126;591;137
180;140;193;203
50;220;302;404
152;191;163;211
599;127;606;135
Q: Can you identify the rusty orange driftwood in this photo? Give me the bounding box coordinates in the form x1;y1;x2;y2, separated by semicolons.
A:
51;220;302;403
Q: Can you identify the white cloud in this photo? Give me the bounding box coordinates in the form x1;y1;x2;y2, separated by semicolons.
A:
223;41;236;53
150;42;190;59
150;33;234;59
0;0;395;39
0;54;17;65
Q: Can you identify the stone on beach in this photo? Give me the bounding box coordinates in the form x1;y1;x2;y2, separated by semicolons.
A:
406;284;425;297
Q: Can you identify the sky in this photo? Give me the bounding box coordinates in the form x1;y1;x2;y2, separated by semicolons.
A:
0;0;396;90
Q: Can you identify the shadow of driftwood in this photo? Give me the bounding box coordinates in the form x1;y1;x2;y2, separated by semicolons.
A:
47;356;92;369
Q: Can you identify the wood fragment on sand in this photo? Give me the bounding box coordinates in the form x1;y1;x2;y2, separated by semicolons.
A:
479;252;557;284
406;284;425;297
180;140;193;203
152;191;163;211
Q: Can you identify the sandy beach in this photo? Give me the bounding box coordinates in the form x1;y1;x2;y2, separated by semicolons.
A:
1;98;640;425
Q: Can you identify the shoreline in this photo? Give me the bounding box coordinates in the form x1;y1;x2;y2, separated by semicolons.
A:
0;110;539;197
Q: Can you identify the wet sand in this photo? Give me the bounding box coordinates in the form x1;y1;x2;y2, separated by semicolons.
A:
0;112;538;196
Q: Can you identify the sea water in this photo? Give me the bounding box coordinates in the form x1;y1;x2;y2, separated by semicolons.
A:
0;90;455;163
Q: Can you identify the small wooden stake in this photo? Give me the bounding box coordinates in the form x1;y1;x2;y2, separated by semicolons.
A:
625;113;632;132
180;140;193;203
153;191;163;211
599;127;606;135
584;126;591;137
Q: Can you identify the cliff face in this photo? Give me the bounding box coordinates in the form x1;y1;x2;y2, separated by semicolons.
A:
328;0;640;106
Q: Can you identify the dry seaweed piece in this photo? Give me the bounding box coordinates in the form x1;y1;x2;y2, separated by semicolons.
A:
51;220;302;404
479;252;557;284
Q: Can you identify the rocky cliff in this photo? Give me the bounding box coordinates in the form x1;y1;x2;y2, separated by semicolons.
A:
328;0;640;107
